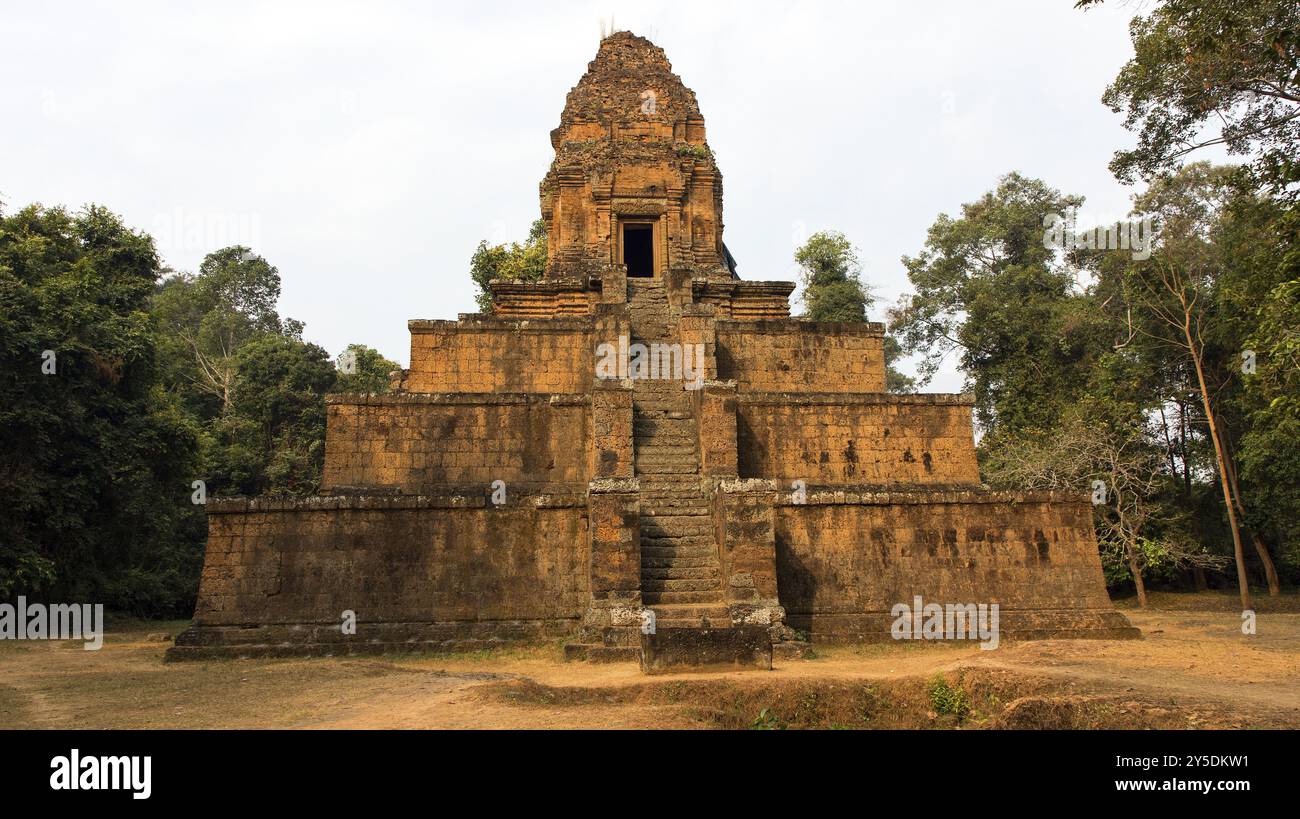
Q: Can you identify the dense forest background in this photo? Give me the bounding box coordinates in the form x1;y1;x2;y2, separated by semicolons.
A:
0;224;397;615
2;0;1297;617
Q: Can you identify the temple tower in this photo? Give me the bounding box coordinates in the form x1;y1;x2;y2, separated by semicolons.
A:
170;31;1138;667
541;32;730;282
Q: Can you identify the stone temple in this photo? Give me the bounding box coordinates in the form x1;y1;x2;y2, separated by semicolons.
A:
170;32;1137;665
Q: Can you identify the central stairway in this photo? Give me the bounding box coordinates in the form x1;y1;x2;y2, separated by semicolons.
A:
628;279;730;630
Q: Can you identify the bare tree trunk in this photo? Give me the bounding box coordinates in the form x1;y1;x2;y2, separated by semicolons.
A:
1115;499;1147;608
1179;399;1191;494
1159;404;1178;476
1193;566;1208;591
1222;437;1281;596
1185;324;1251;612
1127;543;1148;607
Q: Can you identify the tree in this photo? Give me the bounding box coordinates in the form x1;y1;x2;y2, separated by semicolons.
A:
986;408;1224;606
795;230;915;392
796;231;869;322
1109;163;1281;608
0;203;205;615
204;334;338;496
1237;206;1300;581
153;246;298;415
469;219;547;311
889;173;1101;437
335;343;399;394
1085;0;1300;193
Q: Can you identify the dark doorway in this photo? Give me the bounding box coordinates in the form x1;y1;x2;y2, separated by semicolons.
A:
623;224;654;277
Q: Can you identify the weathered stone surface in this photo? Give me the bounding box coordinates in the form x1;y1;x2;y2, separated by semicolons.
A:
737;393;981;486
173;31;1136;664
640;626;773;673
775;490;1140;642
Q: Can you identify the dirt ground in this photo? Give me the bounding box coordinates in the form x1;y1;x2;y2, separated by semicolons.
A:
1;591;1297;729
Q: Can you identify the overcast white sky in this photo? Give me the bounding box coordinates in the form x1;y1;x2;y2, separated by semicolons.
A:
1;0;1160;392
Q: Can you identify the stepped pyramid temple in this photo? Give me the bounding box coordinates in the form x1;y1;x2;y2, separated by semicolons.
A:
170;32;1137;666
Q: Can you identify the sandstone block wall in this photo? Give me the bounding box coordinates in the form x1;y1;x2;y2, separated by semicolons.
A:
490;280;596;318
407;317;593;393
692;281;795;320
774;490;1128;642
716;320;887;393
591;382;634;478
192;494;589;628
322;394;591;492
693;381;738;476
737;394;980;486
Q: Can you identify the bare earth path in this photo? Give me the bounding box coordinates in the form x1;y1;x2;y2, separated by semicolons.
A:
2;596;1297;729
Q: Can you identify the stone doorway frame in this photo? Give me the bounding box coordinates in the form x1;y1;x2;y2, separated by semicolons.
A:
616;215;663;278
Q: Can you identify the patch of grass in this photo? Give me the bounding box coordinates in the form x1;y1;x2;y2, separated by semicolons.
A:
674;143;712;160
927;674;971;720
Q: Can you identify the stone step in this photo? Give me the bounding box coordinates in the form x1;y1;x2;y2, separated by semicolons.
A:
634;438;695;448
635;428;693;437
634;417;693;428
641;534;715;547
636;464;699;475
640;555;720;569
642;577;721;593
633;433;695;444
639;483;709;492
641;506;710;518
636;463;701;474
641;508;711;518
636;455;699;465
631;405;691;416
640;493;708;502
641;544;719;560
649;603;731;621
642;522;712;538
638;475;703;486
649;604;732;629
635;418;694;428
639;494;708;503
640;566;720;581
634;454;700;465
636;447;697;457
654;618;733;630
643;590;725;605
641;513;711;525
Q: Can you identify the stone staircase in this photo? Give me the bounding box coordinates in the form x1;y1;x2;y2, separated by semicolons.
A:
628;280;730;631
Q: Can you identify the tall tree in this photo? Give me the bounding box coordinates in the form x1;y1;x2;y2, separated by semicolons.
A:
795;230;915;392
890;173;1100;437
204;334;338;497
0;203;204;615
153;247;297;414
1109;163;1281;607
1085;0;1300;194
